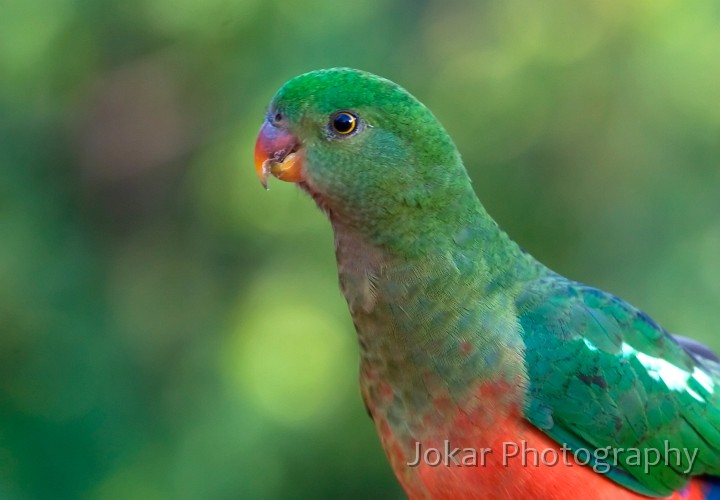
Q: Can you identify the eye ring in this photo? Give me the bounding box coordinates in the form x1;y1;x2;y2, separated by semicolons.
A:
331;111;358;135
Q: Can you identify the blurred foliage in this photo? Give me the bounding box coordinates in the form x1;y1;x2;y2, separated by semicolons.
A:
1;0;719;498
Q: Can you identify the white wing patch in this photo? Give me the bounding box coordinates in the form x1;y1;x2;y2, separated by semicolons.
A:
621;342;715;402
693;366;715;393
583;338;599;351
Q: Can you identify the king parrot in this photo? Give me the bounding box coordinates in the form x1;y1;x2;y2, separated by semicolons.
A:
253;68;720;499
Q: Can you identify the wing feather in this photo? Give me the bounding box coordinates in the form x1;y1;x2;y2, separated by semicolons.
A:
516;277;720;496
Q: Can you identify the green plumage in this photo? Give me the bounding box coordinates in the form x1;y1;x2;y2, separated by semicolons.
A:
260;68;720;497
519;277;720;496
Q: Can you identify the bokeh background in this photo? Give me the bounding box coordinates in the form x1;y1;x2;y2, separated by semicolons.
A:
2;0;719;498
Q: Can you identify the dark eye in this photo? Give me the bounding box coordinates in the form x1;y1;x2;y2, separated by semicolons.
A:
331;111;358;135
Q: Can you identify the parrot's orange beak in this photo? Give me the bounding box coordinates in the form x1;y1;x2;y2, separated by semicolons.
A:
254;120;305;189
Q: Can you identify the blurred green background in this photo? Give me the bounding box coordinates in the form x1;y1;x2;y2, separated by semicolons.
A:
1;0;719;498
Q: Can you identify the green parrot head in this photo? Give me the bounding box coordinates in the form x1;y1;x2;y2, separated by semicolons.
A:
255;68;479;252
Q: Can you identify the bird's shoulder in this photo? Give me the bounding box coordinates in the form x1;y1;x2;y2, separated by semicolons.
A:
512;275;720;496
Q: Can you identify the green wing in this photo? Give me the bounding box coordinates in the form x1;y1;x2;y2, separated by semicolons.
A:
516;276;720;497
